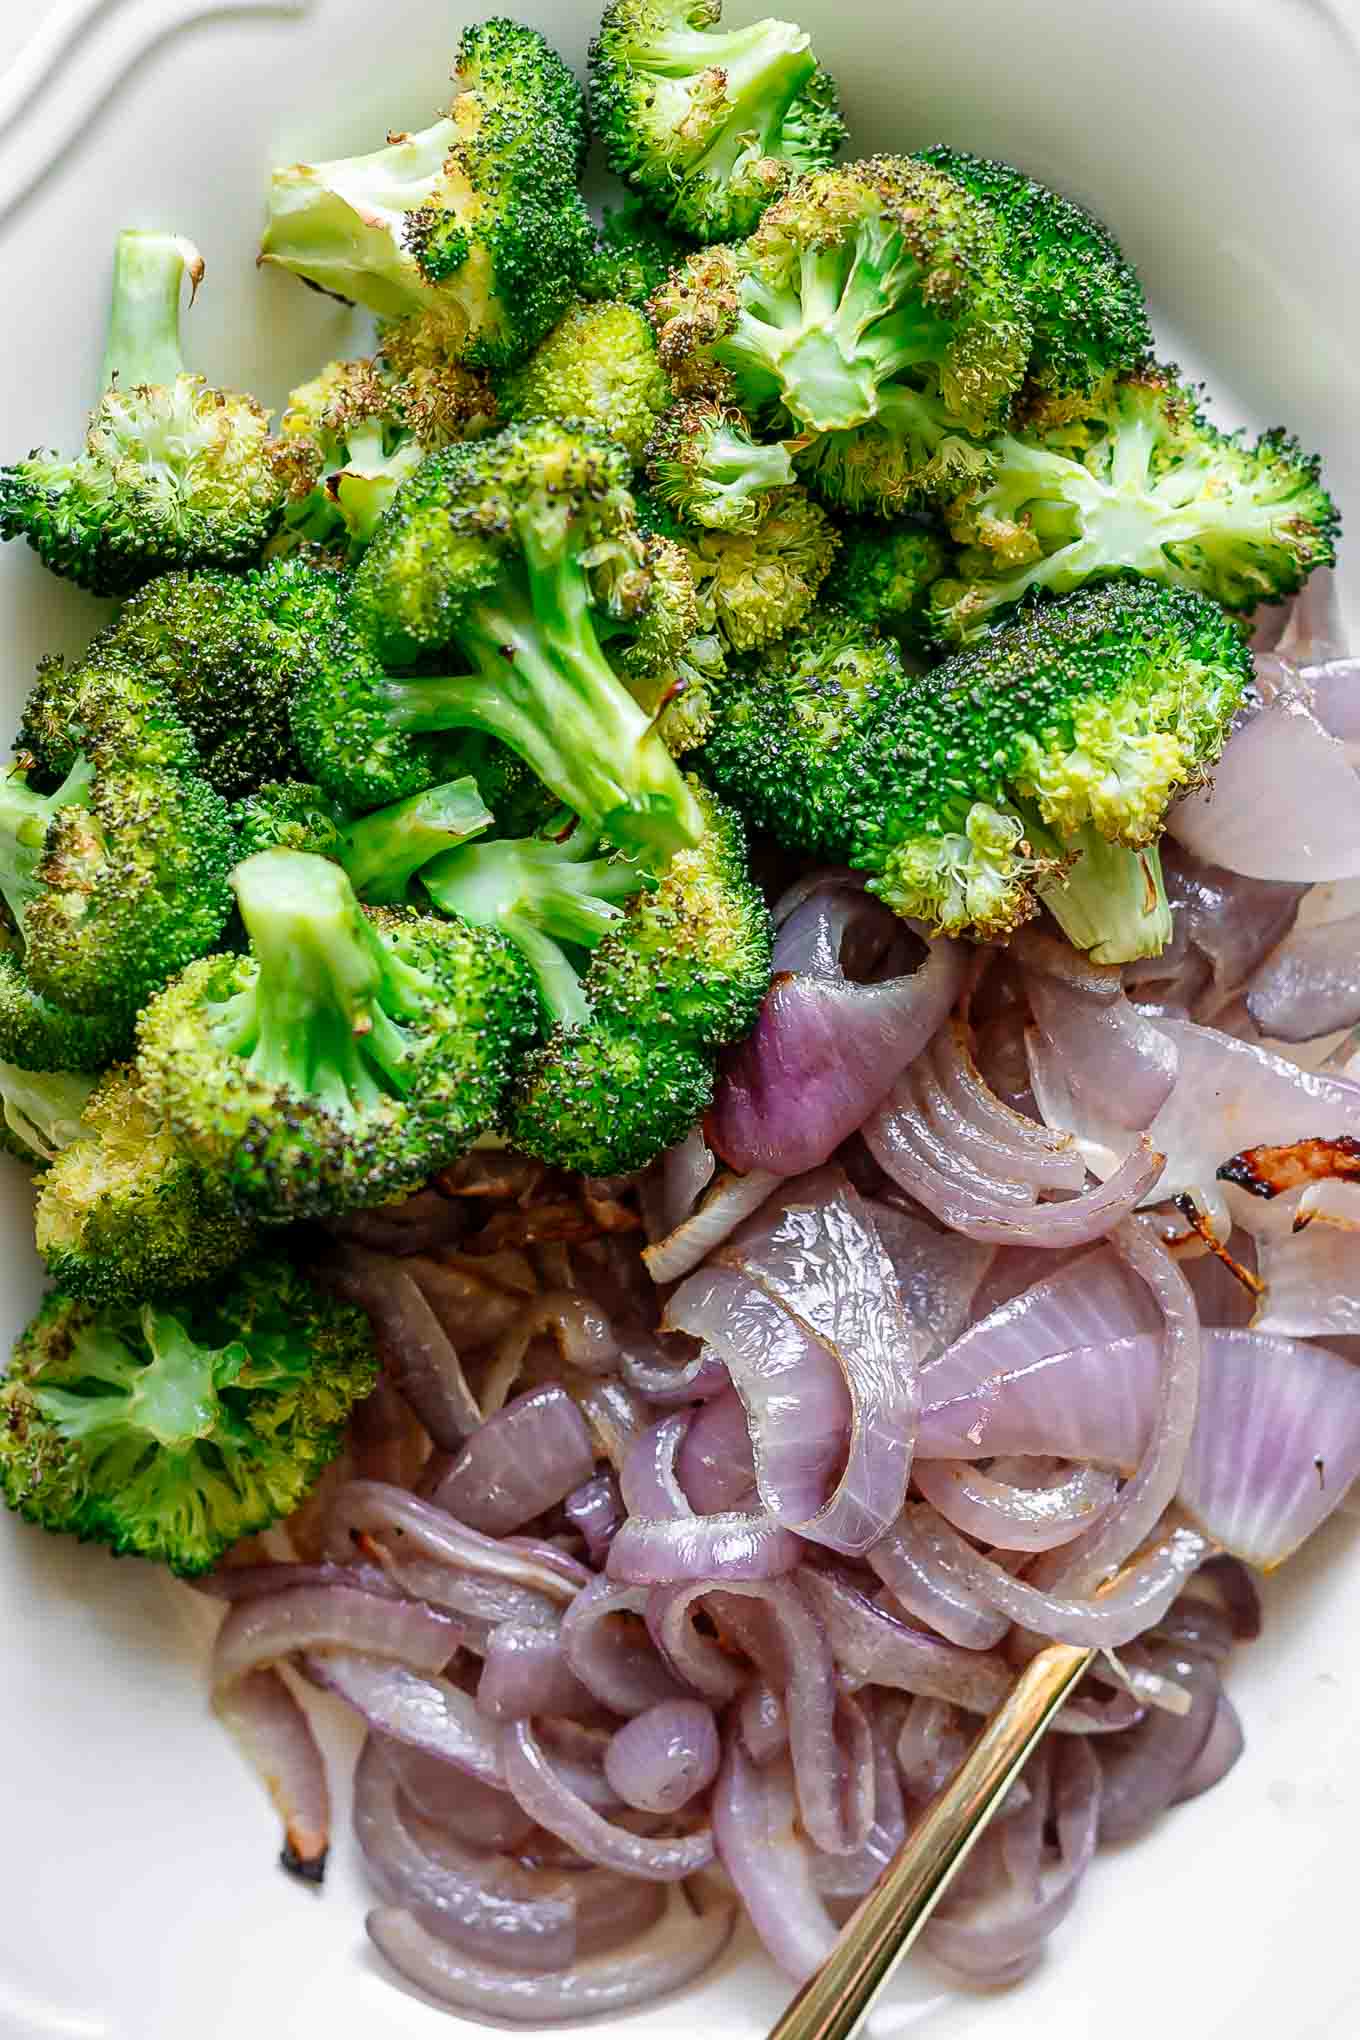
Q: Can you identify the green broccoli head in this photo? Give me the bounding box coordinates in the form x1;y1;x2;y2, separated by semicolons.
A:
705;607;908;860
268;352;497;560
931;367;1342;641
645;397;798;533
640;483;840;651
589;0;846;243
422;817;650;1030
584;195;698;308
915;147;1153;400
821;516;949;653
495;301;672;464
849;579;1252;957
0;946;133;1074
649;157;1032;511
0;233;282;596
259;21;595;370
0;1255;377;1575
339;420;706;863
137;850;539;1220
33;1066;257;1304
507;1023;716;1175
0;735;234;1023
0;1060;97;1168
233;775;494;905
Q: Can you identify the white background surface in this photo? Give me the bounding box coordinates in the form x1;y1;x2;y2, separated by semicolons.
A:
1;2;1358;2036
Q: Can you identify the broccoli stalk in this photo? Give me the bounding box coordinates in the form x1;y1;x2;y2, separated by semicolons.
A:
0;756;97;942
0;1061;97;1166
339;779;494;903
0;232;282;595
645;398;799;532
0;1258;378;1575
1030;823;1172;964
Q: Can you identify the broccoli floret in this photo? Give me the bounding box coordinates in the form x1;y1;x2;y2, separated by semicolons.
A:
0;947;133;1074
422;818;649;1028
233;775;493;904
640;484;840;651
849;581;1252;958
259;20;595;369
821;516;949;653
0;1060;96;1168
623;627;726;755
705;607;908;859
137;850;539;1220
0;232;281;595
649;158;1031;512
584;196;697;308
0;1255;377;1575
915;147;1153;400
589;0;846;243
268;353;497;561
931;369;1342;641
507;1026;715;1174
495;301;672;464
645;397;798;532
33;1066;257;1303
337;421;705;864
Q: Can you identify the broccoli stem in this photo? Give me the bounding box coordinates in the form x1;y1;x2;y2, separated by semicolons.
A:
0;1060;97;1163
340;776;493;903
668;21;815;180
38;1307;224;1455
229;852;408;1115
1033;822;1172;964
0;756;96;941
99;232;197;392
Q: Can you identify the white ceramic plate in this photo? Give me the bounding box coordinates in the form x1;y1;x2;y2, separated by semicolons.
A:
1;3;1358;2037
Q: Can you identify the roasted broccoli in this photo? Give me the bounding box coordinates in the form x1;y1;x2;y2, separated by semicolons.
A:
0;1060;96;1168
649;157;1032;512
623;626;726;755
505;782;771;1171
0;945;132;1075
324;420;705;863
232;774;494;904
259;19;595;369
640;484;839;651
0;1255;377;1575
931;368;1342;641
645;397;798;532
0;232;281;596
585;195;697;308
33;1067;257;1303
915;148;1153;401
268;352;496;560
137;850;539;1219
590;0;845;242
821;516;949;653
495;301;672;463
705;607;908;859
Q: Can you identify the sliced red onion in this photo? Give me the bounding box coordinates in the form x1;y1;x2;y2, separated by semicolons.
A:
797;1567;1014;1715
476;1623;594;1721
658;1127;717;1235
367;1883;735;2024
676;1387;758;1514
617;1331;730;1405
1095;1642;1221;1841
430;1388;596;1536
739;1681;788;1763
644;1583;746;1704
1247;912;1360;1042
571;1376;653;1472
212;1667;330;1883
303;1652;505;1786
889;1505;1208;1649
1307;657;1360;750
896;1696;973;1800
1169;695;1360;881
1194;1555;1264;1641
910;1460;1118;1554
619;1413;693;1521
923;1325;1360;1568
379;1740;535;1851
922;1736;1100;1986
865;1200;994;1364
609;1512;803;1586
867;1517;1011;1650
1158;843;1307;1018
197;1560;397;1603
711;1741;839;1984
1172;1691;1245;1805
812;1696;907;1901
560;1577;693;1715
603;1702;721;1814
924;1019;1089;1189
710;899;965;1177
641;1167;782;1284
327;1245;482;1443
1255;1219;1360;1336
500;1719;714;1880
564;1473;624;1564
212;1585;461;1691
323;1482;581;1606
1017;931;1178;1132
1178;1233;1260;1330
373;1559;561;1648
